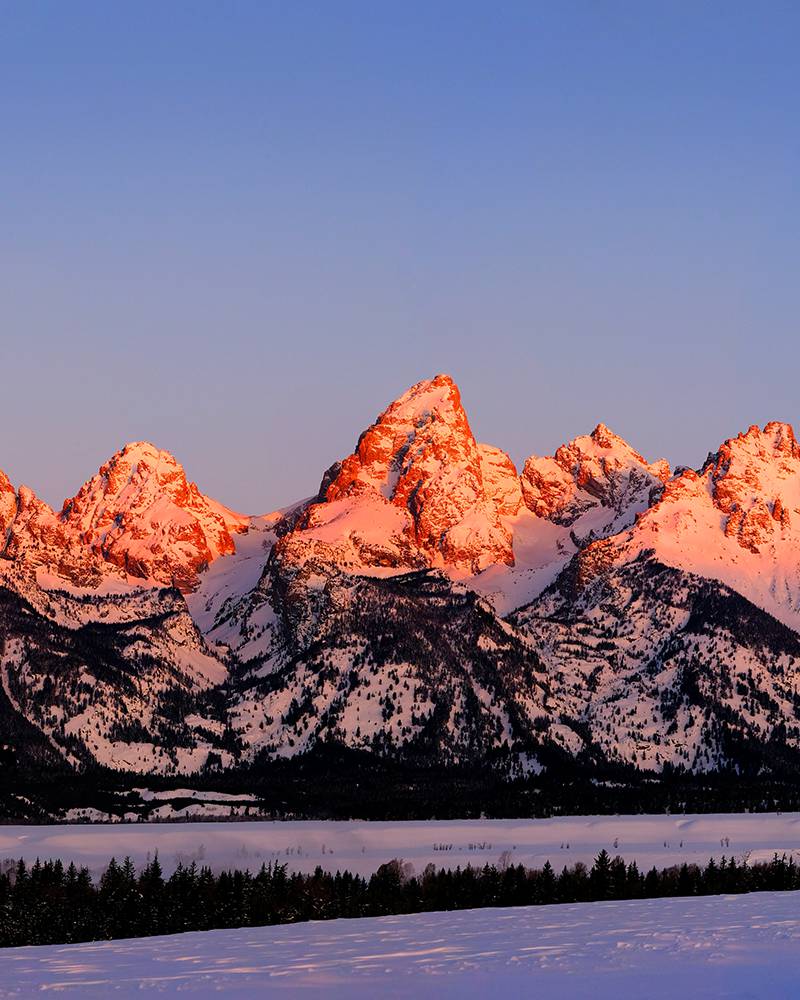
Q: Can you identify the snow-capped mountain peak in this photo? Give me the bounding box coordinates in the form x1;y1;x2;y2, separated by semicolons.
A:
519;423;669;535
58;441;250;591
572;420;800;632
0;467;16;538
283;374;516;573
0;443;251;593
0;482;110;588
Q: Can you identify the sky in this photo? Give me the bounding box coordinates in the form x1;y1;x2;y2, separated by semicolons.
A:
2;1;798;513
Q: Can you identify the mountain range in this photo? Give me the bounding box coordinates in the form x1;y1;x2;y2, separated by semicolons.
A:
4;373;800;786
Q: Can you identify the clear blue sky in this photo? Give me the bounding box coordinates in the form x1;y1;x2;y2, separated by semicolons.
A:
2;2;798;512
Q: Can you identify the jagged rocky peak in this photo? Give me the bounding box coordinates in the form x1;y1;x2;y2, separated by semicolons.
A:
285;374;516;573
2;484;110;588
520;422;670;528
322;375;479;505
709;421;799;486
565;420;800;634
59;441;250;591
0;467;16;537
662;421;800;555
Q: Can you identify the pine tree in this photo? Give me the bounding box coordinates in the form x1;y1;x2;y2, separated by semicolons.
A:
538;860;556;904
589;849;611;900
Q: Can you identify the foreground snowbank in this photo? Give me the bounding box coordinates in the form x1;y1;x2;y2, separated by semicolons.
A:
3;812;800;877
3;891;800;998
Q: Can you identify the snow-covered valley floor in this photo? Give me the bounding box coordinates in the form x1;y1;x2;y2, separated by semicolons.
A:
4;812;800;877
3;891;800;998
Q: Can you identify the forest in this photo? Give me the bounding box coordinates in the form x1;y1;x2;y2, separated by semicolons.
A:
9;738;800;822
3;848;800;948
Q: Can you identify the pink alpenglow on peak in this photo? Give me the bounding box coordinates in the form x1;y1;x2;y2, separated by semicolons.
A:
284;375;517;573
0;443;251;593
586;420;800;630
520;422;670;535
708;422;799;551
0;467;16;537
478;444;524;519
636;420;800;554
4;390;800;627
60;442;250;592
1;482;111;588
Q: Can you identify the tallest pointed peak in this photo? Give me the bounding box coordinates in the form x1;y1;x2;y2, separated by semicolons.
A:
330;372;475;503
424;372;457;388
382;373;463;426
118;440;180;464
299;373;514;572
590;422;626;449
407;372;458;391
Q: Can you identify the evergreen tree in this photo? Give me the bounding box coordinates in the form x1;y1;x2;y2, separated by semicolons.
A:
538;860;556;904
589;849;611;900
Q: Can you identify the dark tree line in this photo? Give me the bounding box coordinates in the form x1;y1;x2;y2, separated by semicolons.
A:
3;849;800;948
13;740;800;824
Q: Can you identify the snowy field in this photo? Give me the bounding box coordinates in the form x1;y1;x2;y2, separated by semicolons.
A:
3;891;800;998
4;813;800;877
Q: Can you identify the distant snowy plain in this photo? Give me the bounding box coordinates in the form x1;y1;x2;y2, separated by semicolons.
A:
3;891;800;998
4;813;800;877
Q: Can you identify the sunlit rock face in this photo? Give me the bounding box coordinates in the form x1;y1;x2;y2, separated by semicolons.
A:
1;443;249;592
478;444;524;519
520;423;669;536
708;422;799;552
60;442;249;591
278;374;516;574
3;483;111;588
0;468;17;538
591;421;800;631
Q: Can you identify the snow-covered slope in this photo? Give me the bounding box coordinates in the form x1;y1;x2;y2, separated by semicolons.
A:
4;892;800;999
514;558;800;771
471;423;669;614
608;422;800;629
226;569;555;766
0;572;231;774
